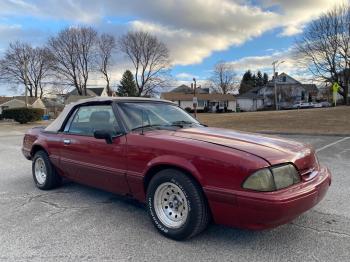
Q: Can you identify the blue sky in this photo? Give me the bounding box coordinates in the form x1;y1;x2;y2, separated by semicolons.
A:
0;0;344;95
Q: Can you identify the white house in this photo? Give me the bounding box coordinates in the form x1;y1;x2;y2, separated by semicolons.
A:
236;93;264;112
0;96;46;114
161;85;236;112
238;73;319;110
65;87;111;104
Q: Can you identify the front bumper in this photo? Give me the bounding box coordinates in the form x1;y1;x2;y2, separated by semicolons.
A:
22;147;32;160
205;166;331;229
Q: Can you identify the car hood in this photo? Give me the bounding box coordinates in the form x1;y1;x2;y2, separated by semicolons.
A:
173;127;316;171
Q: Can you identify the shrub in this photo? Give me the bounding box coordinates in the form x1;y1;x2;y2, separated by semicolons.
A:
0;114;3;120
2;107;44;124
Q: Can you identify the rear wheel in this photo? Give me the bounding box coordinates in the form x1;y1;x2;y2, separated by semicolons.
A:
146;169;210;240
32;150;61;190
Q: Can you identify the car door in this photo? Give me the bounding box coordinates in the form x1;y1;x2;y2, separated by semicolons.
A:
59;103;130;195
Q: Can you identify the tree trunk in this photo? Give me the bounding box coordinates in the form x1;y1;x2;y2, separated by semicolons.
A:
106;80;111;96
28;87;33;97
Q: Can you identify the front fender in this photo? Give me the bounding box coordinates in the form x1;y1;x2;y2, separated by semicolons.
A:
144;154;204;185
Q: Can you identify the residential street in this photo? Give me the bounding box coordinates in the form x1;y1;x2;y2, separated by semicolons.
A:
0;130;349;262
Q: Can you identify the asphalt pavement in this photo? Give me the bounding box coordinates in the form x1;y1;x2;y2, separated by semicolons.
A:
0;129;349;262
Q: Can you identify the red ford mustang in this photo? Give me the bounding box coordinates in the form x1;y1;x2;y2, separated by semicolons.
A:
22;97;331;240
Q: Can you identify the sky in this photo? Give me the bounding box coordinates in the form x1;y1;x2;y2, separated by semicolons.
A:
0;0;346;95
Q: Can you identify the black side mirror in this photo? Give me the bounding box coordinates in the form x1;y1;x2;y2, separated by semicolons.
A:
93;130;114;144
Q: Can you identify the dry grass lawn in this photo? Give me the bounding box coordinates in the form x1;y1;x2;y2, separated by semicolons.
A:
197;106;350;135
1;107;349;136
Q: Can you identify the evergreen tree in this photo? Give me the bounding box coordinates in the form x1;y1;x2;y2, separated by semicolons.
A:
240;70;256;94
263;72;269;85
251;73;257;87
117;70;138;97
256;71;263;86
242;70;252;82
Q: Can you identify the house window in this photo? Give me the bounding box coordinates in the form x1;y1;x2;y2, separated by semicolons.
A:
197;100;206;107
282;76;287;82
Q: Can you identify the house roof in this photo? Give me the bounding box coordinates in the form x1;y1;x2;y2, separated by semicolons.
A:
161;92;236;101
0;96;39;106
0;97;13;105
67;89;98;97
88;87;105;96
169;85;210;94
13;96;39;105
170;84;193;93
301;84;318;93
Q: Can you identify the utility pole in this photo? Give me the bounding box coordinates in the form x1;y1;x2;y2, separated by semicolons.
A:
193;78;197;118
272;60;284;110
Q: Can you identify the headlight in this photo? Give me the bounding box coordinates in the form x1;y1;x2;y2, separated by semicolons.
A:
243;164;300;192
242;168;276;192
272;164;300;190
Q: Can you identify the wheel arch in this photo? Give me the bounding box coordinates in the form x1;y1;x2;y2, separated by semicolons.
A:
143;155;205;193
30;144;48;158
144;164;204;192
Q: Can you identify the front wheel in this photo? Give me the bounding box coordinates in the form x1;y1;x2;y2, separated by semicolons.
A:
146;169;210;240
32;150;61;190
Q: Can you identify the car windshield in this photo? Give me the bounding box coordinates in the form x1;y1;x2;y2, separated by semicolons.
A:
118;102;201;131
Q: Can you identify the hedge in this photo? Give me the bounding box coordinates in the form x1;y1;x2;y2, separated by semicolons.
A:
2;107;44;124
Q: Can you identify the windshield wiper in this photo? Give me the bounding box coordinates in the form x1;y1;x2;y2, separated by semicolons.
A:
171;120;195;127
131;124;163;131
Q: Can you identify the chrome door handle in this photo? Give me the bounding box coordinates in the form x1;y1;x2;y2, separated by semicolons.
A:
63;139;71;145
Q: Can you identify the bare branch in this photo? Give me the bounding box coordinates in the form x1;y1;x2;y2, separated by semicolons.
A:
209;61;237;94
0;41;52;97
48;26;98;96
97;33;116;96
119;31;170;96
295;3;350;104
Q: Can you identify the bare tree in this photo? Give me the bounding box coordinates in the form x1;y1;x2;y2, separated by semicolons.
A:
119;31;170;96
209;61;237;94
97;33;116;96
48;26;98;96
0;41;52;98
47;84;72;96
296;4;350;104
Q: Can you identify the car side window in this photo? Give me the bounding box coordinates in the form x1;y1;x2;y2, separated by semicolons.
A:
66;105;120;136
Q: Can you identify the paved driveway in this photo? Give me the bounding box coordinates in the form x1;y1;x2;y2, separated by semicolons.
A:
0;130;349;262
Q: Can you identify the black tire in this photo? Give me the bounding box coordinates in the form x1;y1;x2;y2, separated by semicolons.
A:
146;169;210;240
32;150;61;190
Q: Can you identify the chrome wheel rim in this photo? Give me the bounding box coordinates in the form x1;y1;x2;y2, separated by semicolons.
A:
34;158;47;185
154;182;188;229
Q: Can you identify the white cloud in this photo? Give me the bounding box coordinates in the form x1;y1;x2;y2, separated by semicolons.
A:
175;73;198;80
0;0;344;95
0;0;343;66
227;48;316;82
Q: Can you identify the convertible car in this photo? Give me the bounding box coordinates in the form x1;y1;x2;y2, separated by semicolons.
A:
22;97;331;240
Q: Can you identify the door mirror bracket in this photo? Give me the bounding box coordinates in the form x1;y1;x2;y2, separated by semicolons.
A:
93;130;123;144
